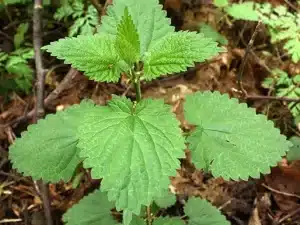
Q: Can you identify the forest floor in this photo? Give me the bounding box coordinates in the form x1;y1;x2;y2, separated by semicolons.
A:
1;0;300;225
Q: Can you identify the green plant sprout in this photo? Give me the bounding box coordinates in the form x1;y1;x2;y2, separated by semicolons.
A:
9;0;292;225
213;0;300;63
0;22;34;95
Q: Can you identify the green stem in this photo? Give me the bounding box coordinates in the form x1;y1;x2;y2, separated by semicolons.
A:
134;79;142;102
132;62;142;102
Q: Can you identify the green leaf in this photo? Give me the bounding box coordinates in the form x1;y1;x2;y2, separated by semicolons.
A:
42;34;127;82
261;77;274;89
14;23;29;49
69;5;98;37
286;136;300;162
213;0;229;8
153;217;184;225
123;210;133;225
99;0;174;55
77;96;185;214
284;38;300;63
115;7;140;66
63;189;117;225
5;56;33;93
69;17;86;37
184;197;230;225
129;216;146;225
154;189;176;208
12;47;34;60
199;23;228;45
9;100;95;182
184;91;291;180
0;52;8;62
293;75;300;84
143;31;221;80
225;2;259;21
277;85;300;117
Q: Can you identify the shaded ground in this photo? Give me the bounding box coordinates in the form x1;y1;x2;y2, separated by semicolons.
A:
1;0;300;225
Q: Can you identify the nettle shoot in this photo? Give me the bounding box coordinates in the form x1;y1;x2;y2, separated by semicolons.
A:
9;0;292;225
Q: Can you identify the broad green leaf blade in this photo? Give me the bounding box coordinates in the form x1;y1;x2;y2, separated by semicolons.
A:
63;189;116;225
153;217;184;225
225;2;259;21
99;0;174;55
77;96;185;214
286;136;300;162
143;31;221;80
9;100;95;182
123;210;133;225
154;189;176;208
184;197;230;225
115;7;140;65
42;34;126;82
184;91;291;180
129;215;146;225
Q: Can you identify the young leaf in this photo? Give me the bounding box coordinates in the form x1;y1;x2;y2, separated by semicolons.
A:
14;22;29;49
184;91;291;180
69;5;98;37
5;56;33;93
286;136;300;162
42;34;127;82
184;197;230;225
213;0;229;7
153;217;184;225
154;189;176;208
63;189;117;225
9;100;95;182
199;23;228;45
99;0;174;55
143;31;221;80
77;96;185;214
115;7;140;66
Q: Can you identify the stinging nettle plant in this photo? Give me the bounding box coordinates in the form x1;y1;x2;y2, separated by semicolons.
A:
9;0;292;224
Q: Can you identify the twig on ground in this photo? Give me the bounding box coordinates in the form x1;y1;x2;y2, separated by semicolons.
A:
261;183;300;199
0;218;22;223
237;20;262;96
33;1;53;225
277;207;300;224
246;95;300;103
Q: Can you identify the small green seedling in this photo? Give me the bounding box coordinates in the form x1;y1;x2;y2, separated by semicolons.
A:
9;0;292;225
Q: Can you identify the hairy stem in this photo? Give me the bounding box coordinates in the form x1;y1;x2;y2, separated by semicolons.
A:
134;79;142;102
133;62;142;102
146;206;152;225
